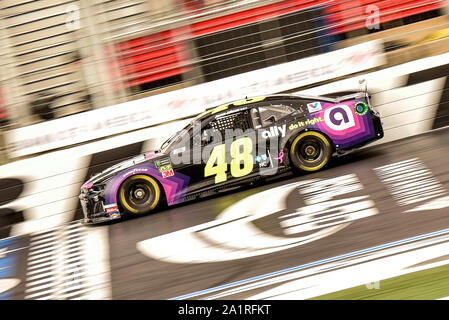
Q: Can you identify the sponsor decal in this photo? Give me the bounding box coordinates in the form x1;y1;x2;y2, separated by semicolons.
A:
307;101;322;113
162;169;175;178
323;105;355;131
155;158;171;169
288;117;323;131
155;158;174;178
158;165;172;172
106;207;119;213
255;154;270;168
122;168;148;178
108;212;121;219
105;204;121;219
261;124;286;139
275;150;284;163
354;102;369;116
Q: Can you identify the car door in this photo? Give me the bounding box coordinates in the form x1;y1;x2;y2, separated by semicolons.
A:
250;101;297;173
200;107;260;189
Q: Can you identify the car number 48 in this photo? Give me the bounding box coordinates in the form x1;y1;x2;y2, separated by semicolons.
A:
205;137;254;184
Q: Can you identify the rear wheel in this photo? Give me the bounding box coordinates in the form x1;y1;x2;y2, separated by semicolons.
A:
118;175;161;215
289;131;332;172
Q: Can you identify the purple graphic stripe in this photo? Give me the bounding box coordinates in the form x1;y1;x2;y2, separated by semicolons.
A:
308;100;376;149
105;163;190;207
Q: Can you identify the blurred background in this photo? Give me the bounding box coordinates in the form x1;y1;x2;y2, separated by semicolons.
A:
0;0;448;161
3;1;449;301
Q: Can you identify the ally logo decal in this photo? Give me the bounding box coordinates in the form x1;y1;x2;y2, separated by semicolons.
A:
324;105;355;131
261;124;286;139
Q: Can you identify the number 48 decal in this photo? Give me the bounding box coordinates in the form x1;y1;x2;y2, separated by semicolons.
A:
205;137;254;184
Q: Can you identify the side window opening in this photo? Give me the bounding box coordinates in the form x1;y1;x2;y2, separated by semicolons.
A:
203;109;253;142
258;104;295;126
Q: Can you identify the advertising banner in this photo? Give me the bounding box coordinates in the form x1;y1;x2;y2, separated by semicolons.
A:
5;41;384;158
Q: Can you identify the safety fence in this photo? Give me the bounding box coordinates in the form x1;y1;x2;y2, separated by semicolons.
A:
0;0;446;132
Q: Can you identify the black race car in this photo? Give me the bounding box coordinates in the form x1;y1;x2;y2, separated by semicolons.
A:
79;92;383;224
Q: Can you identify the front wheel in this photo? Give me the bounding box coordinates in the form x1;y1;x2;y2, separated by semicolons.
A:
289;131;332;172
118;175;161;215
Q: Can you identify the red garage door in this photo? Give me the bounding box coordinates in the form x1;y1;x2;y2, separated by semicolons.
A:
325;0;446;34
114;30;190;88
190;0;329;36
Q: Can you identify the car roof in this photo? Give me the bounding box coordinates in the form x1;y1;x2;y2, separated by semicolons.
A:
199;93;336;119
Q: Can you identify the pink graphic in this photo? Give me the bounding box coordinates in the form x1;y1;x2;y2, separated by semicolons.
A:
144;152;158;160
81;182;93;190
275;150;284;163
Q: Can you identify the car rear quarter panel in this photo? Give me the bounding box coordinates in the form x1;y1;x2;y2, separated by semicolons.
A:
286;98;377;150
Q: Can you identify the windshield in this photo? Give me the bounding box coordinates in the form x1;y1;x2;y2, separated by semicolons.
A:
160;111;211;152
160;121;194;152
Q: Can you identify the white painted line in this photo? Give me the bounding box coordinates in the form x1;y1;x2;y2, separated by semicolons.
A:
82;226;112;300
375;158;449;208
25;289;57;299
25;223;111;300
207;233;449;300
27;260;54;271
29;236;56;246
25;282;56;293
171;227;449;300
28;246;54;256
27;255;54;265
139;174;376;264
26;271;56;282
0;279;21;294
28;251;56;261
248;242;449;299
27;265;54;276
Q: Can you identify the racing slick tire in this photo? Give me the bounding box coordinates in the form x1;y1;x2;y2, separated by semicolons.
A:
289;131;332;172
118;175;161;215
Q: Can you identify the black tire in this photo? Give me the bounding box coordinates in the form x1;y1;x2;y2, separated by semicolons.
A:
289;131;332;172
118;175;161;215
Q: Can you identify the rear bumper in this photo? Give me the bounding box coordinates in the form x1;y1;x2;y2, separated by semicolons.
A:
371;110;384;139
335;109;383;155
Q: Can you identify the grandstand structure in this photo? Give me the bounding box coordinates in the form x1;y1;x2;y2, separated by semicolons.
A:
0;0;448;160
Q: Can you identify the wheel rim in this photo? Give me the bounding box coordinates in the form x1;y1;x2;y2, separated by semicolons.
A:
290;131;331;172
119;175;161;214
298;139;322;162
128;183;153;205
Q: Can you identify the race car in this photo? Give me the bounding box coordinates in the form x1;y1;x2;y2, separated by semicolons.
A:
79;91;383;224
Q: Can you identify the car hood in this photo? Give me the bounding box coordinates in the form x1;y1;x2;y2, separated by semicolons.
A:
81;150;166;189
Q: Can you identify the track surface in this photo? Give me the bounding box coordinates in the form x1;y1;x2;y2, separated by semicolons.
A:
4;128;449;299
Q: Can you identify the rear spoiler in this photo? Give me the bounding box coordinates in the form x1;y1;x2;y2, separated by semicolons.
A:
334;79;370;103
